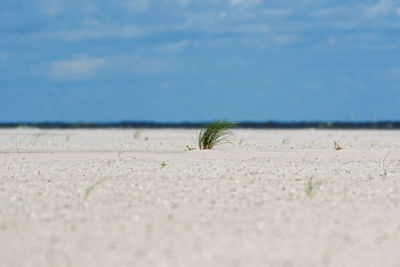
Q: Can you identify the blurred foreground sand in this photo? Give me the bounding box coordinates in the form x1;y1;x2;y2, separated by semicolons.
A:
1;129;400;267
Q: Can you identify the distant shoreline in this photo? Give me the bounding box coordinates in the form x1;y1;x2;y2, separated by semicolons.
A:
1;121;400;129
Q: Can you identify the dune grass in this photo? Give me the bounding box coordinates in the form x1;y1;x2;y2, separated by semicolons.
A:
198;120;236;150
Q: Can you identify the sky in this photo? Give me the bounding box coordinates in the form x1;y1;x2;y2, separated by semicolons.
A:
1;0;400;122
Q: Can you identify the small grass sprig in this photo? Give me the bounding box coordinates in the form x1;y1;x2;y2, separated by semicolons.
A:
305;178;321;199
198;120;236;150
381;151;390;181
84;177;109;200
160;161;167;169
185;145;196;152
334;141;342;151
133;129;144;139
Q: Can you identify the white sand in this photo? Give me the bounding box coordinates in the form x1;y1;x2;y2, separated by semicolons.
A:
1;129;400;267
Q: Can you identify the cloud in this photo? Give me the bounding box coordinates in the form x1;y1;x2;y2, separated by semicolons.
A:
48;54;106;80
162;0;191;7
233;24;270;34
179;11;225;33
121;0;150;12
363;0;392;18
258;8;292;18
310;7;354;18
130;56;177;76
241;33;298;49
179;10;271;34
153;40;191;53
228;0;260;8
39;24;144;41
37;0;64;16
308;1;400;20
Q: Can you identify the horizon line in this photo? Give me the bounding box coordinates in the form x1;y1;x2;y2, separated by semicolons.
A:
1;120;400;129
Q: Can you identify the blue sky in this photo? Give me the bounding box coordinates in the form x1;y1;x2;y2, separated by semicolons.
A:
1;0;400;122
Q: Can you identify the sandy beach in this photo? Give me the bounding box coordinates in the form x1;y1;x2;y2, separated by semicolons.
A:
1;128;400;267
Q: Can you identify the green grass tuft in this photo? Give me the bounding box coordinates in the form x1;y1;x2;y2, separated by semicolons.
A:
305;178;321;199
133;129;144;139
198;120;236;150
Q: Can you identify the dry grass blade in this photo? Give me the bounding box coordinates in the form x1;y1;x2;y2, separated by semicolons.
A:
198;120;236;150
84;177;110;200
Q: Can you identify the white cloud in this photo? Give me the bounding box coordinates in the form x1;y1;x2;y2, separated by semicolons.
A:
179;10;270;34
121;0;150;12
363;0;392;18
48;54;106;80
179;12;224;33
310;7;354;18
309;1;400;20
259;8;292;18
271;34;298;45
163;0;191;7
154;40;190;53
38;0;64;16
345;33;380;42
233;24;270;34
39;25;144;41
109;54;178;76
229;0;260;8
130;56;177;76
